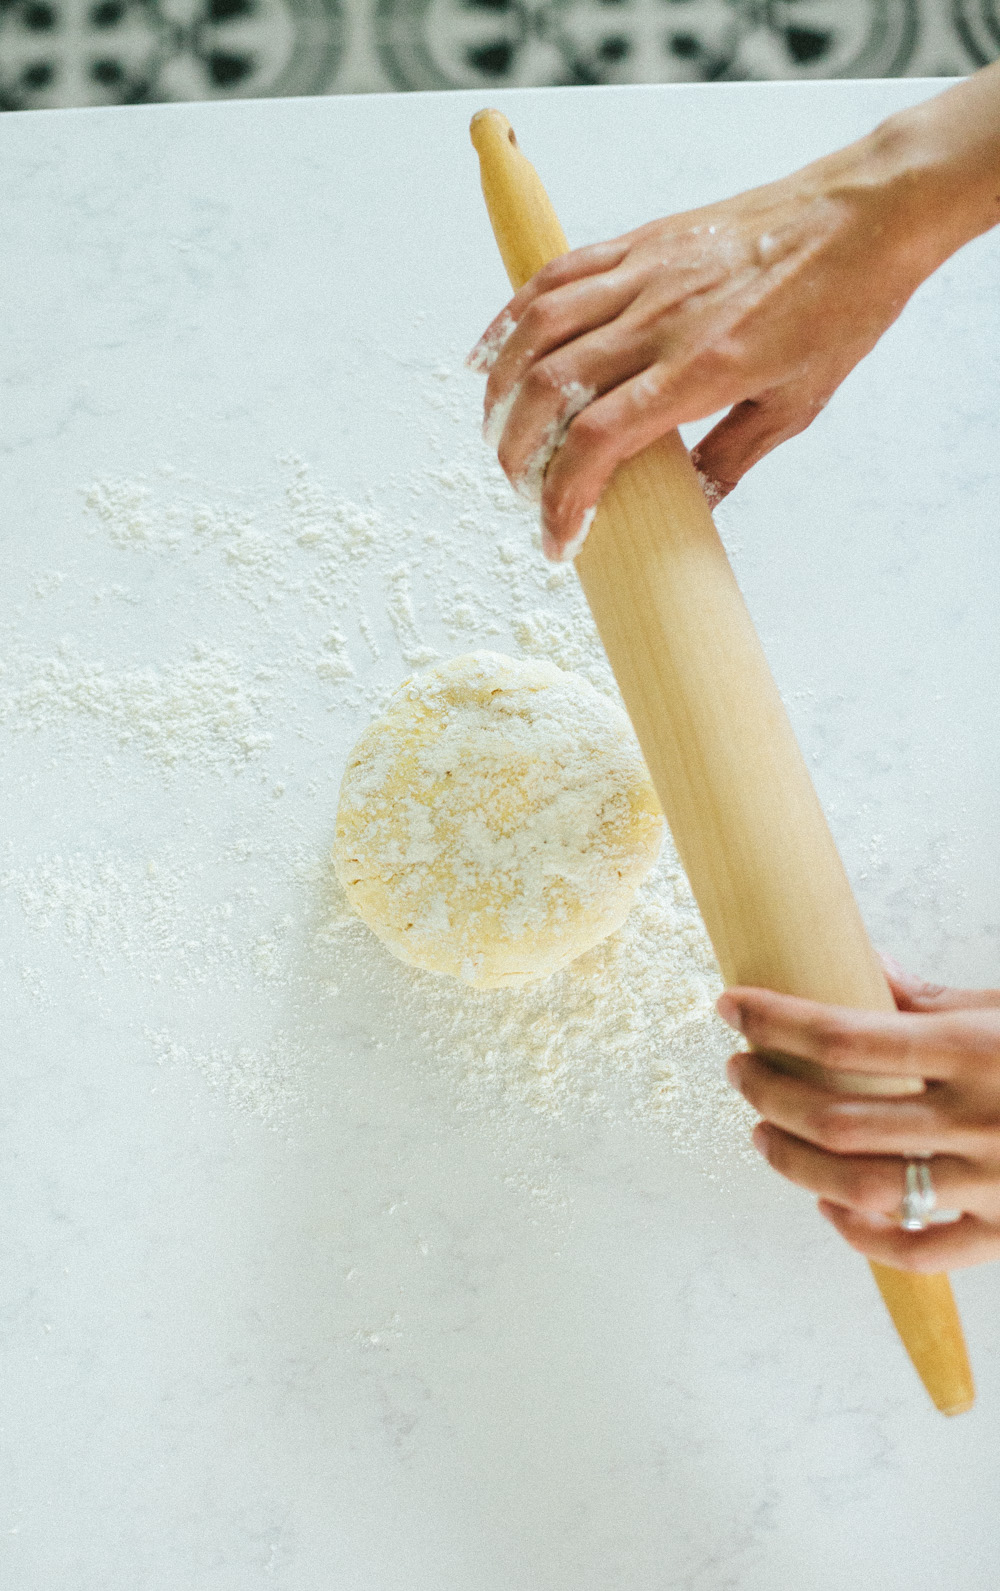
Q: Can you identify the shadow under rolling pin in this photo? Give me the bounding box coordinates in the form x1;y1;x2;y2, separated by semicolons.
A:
468;107;974;1417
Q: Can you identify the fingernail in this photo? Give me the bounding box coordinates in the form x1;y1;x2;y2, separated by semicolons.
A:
716;993;744;1033
751;1123;769;1156
482;381;520;449
561;506;596;561
726;1054;744;1090
879;952;906;979
541;511;593;565
541;529;561;563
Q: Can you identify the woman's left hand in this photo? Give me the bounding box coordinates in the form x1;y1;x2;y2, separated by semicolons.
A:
717;958;1000;1271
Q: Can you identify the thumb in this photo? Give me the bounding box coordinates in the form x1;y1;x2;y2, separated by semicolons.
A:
690;390;828;503
878;952;1000;1013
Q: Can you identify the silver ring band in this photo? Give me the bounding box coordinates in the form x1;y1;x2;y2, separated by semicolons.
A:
900;1159;937;1231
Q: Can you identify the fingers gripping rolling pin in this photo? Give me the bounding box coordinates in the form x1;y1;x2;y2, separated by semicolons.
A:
469;108;974;1416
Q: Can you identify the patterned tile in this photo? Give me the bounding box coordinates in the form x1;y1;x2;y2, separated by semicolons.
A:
0;0;995;110
954;0;1000;61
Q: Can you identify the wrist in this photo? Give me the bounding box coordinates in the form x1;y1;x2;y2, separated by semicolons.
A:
864;79;1000;270
787;101;996;302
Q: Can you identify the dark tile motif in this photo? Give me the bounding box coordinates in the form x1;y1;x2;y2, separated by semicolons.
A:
0;0;344;108
954;0;1000;61
376;0;922;92
0;0;997;108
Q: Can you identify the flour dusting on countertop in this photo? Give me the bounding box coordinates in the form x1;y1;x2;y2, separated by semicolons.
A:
1;355;756;1169
1;640;272;769
319;851;737;1148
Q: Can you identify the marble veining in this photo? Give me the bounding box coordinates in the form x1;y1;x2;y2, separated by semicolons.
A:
1;83;999;1590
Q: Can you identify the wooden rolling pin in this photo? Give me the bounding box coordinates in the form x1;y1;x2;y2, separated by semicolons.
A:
469;107;974;1416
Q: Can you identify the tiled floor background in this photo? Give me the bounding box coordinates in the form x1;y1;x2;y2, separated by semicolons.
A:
0;0;996;111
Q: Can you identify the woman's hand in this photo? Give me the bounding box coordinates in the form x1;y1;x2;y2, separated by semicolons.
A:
468;131;927;559
717;960;1000;1272
468;66;1000;560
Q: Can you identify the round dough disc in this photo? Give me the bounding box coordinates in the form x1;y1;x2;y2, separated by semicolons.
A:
333;651;664;988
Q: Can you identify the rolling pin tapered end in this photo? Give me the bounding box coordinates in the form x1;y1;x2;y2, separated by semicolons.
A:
470;108;515;146
470;111;570;292
871;1264;975;1415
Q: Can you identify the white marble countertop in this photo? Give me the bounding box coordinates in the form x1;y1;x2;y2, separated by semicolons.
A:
2;81;999;1590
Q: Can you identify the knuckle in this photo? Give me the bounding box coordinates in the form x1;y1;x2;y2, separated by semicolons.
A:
522;359;563;402
625;365;666;412
598;264;629;295
520;297;557;341
686;340;746;389
566;406;609;450
534;256;570;290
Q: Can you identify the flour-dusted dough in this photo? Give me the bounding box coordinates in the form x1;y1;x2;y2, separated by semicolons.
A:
333;651;664;988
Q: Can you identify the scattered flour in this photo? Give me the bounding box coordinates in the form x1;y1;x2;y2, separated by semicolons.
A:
385;565;438;667
318;848;740;1150
146;1028;304;1122
0;641;271;769
3;850;259;986
316;628;355;683
1;356;755;1169
85;479;159;547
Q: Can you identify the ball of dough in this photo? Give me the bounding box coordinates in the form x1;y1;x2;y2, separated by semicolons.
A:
333;651;664;988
